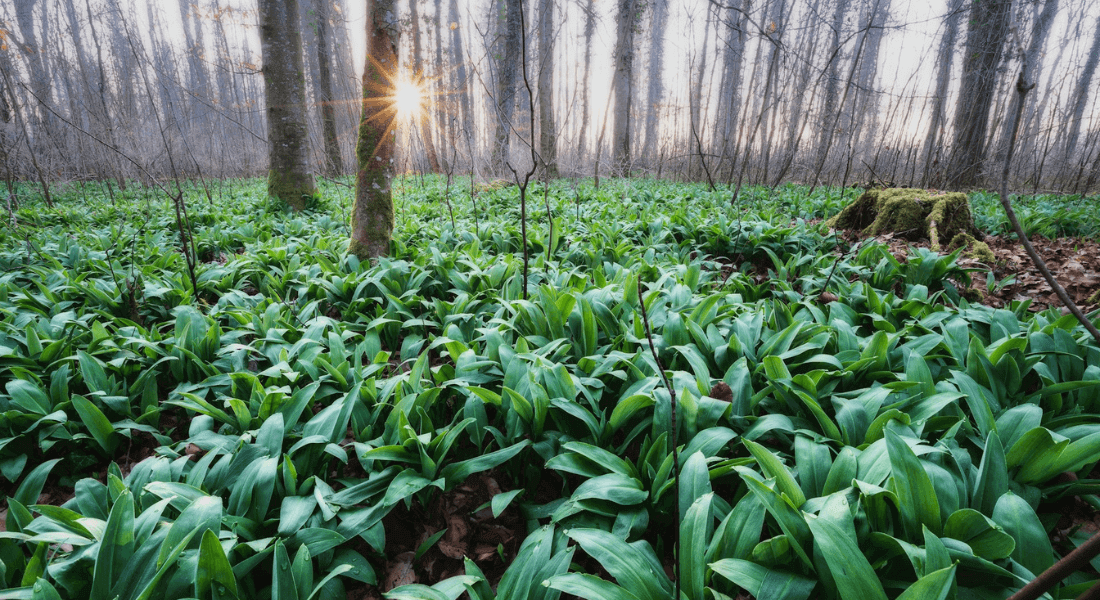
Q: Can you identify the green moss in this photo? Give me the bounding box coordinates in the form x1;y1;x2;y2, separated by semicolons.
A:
948;232;996;264
268;170;317;212
1089;289;1100;305
828;188;979;251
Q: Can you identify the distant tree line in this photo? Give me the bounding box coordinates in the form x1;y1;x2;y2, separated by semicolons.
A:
1;0;1099;196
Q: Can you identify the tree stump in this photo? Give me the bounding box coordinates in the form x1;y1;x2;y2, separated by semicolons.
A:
825;188;993;261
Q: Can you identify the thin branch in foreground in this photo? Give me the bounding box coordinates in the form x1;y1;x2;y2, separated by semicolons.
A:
636;284;680;599
998;73;1100;345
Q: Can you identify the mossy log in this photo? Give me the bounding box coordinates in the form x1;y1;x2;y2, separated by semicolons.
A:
825;188;982;252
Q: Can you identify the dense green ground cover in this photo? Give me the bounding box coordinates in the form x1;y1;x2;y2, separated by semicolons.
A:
1;177;1099;600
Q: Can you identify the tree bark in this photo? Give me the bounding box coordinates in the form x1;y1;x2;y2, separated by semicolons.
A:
448;0;473;160
944;0;1011;189
408;0;440;172
642;0;668;165
1064;14;1100;161
491;0;523;172
537;0;558;176
920;0;963;187
258;0;317;210
612;0;638;177
349;0;400;260
577;0;596;161
314;0;345;176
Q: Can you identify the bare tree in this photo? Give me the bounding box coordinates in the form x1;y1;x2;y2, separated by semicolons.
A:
611;0;639;176
491;0;523;172
258;0;317;209
313;0;346;176
944;0;1011;189
537;0;558;176
1064;14;1100;161
576;0;596;162
920;0;963;187
349;0;400;259
408;0;440;172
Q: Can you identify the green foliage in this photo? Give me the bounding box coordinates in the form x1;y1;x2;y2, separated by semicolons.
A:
0;177;1098;599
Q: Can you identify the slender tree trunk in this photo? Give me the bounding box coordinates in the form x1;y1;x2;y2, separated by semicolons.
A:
537;0;557;176
920;0;963;187
577;0;596;161
408;0;440;172
642;0;668;165
944;0;1011;189
491;0;523;172
350;0;399;259
258;0;317;209
312;0;345;176
714;0;745;178
612;0;638;176
1064;14;1100;161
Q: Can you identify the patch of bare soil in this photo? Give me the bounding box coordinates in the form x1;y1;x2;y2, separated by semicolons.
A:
375;471;525;594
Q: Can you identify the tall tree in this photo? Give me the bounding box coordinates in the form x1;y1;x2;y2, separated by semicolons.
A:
714;0;744;174
408;0;440;172
920;0;963;187
642;0;668;163
448;0;472;155
313;0;345;175
537;0;557;176
1064;14;1100;160
611;0;638;176
258;0;317;209
349;0;400;259
944;0;1010;189
576;0;596;160
491;0;523;172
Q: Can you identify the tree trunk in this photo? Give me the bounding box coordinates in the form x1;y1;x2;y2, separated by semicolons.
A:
408;0;440;172
350;0;400;260
612;0;638;177
537;0;557;176
1064;14;1100;161
314;0;345;176
714;0;744;177
920;0;963;187
258;0;317;210
577;0;596;161
449;0;473;160
642;0;668;165
491;0;523;172
944;0;1010;189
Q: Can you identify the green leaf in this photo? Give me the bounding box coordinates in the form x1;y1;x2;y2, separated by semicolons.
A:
441;440;530;485
709;559;816;600
806;515;887;600
72;395;118;454
885;429;941;536
744;439;805;508
543;573;641;600
895;565;956;600
196;529;238;598
680;493;713;600
992;492;1053;576
491;490;523;518
91;490;135;600
942;509;1015;560
565;529;671;600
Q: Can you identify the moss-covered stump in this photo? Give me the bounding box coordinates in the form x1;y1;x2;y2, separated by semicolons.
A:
825;188;981;251
947;233;996;264
1090;289;1100;305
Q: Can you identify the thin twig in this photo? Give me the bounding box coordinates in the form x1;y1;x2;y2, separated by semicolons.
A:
636;284;680;599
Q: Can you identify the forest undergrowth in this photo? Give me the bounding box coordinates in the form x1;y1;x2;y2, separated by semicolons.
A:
0;176;1099;600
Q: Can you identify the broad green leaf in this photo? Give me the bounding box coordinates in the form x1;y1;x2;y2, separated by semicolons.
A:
992;492;1053;576
91;490;135;600
806;515;887;600
942;509;1014;560
196;529;238;598
885;429;941;536
895;565;956;600
744;439;805;508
